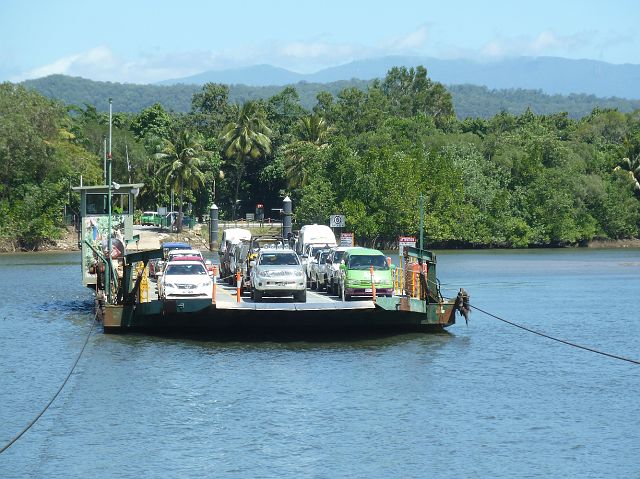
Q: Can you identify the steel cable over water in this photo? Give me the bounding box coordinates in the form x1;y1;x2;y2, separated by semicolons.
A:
431;283;639;365
0;313;98;454
461;299;640;365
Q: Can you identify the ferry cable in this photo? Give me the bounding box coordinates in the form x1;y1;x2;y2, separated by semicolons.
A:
469;303;640;366
0;312;98;455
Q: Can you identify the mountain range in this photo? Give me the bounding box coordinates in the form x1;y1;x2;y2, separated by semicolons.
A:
20;55;640;119
159;55;640;99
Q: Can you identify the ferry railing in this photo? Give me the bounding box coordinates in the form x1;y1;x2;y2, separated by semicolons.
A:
133;261;149;303
391;264;443;301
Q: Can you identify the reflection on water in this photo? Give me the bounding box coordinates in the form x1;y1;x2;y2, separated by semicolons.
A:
131;329;454;349
0;250;639;478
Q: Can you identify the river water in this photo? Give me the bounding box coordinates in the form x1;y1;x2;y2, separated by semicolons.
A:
0;249;639;478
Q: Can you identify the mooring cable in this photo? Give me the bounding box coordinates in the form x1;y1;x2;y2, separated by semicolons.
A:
0;313;98;454
469;303;640;365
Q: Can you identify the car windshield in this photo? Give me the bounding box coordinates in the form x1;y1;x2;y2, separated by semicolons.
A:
348;254;389;270
259;253;299;266
165;264;207;275
333;251;345;262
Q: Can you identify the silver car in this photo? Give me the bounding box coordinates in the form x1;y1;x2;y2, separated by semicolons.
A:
250;249;306;302
326;247;351;295
309;249;331;291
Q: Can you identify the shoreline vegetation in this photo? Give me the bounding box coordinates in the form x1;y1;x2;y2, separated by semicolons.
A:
1;226;638;254
1;65;639;252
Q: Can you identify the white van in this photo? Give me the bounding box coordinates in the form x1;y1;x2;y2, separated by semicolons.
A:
219;228;252;255
296;224;337;255
296;224;337;281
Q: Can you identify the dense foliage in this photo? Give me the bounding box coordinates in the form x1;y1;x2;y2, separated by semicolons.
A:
23;74;640;119
2;64;640;250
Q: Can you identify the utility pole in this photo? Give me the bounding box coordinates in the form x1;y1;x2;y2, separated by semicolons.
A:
107;99;113;304
103;136;107;185
419;193;424;250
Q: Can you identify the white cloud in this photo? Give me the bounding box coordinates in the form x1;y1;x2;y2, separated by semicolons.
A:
384;24;431;51
12;26;619;84
14;46;209;83
12;24;437;83
477;30;594;60
18;52;82;80
274;42;362;59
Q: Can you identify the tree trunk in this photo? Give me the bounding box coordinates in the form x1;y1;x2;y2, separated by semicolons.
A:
233;158;244;220
177;179;184;233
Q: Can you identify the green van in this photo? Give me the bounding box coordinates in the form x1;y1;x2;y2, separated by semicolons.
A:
338;247;393;300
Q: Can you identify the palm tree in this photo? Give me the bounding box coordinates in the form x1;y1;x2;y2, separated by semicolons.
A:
297;113;330;146
284;114;330;189
219;102;272;219
614;156;640;195
156;130;207;232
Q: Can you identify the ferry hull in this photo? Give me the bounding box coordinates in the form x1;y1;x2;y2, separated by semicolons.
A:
100;298;457;334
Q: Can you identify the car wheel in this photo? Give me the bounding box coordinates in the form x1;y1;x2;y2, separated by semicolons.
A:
295;289;306;302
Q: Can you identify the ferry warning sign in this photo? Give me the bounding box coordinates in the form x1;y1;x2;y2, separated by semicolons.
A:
399;236;416;255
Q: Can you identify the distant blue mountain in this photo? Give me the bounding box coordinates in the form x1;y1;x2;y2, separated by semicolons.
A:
159;64;306;87
159;55;640;99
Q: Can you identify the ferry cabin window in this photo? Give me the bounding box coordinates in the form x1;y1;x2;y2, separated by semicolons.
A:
86;193;130;215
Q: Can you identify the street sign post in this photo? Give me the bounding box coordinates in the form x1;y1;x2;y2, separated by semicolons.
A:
399;236;416;256
330;214;345;228
340;232;354;247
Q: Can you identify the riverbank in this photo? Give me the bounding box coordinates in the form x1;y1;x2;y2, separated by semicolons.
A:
0;225;212;253
586;238;640;248
2;226;639;253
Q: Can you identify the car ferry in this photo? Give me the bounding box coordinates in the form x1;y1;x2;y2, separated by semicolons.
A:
74;184;469;334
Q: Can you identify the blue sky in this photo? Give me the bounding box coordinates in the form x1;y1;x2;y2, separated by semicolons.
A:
1;0;637;83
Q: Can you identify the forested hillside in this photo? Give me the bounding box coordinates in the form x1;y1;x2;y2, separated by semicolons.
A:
23;74;640;119
2;65;640;251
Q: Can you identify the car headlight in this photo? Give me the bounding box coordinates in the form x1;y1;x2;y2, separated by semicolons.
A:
165;283;176;289
259;270;273;278
293;270;304;277
199;281;211;287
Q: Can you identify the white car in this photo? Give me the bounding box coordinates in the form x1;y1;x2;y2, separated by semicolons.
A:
157;260;212;300
250;249;306;302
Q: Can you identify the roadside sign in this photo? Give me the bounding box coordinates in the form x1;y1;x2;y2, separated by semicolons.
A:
340;232;354;247
330;214;346;228
399;236;416;255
